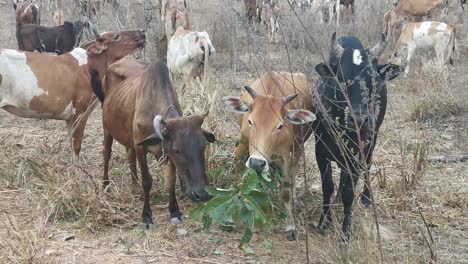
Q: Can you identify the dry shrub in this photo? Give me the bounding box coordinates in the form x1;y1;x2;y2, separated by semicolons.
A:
405;72;467;122
0;215;45;264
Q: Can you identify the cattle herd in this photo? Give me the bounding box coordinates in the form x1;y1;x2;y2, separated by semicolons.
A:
0;0;464;243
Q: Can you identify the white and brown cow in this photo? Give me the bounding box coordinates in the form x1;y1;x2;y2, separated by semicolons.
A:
222;72;316;241
0;29;145;161
392;21;457;75
167;26;215;92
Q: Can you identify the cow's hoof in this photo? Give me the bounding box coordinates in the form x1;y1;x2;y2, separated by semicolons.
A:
359;196;372;208
170;215;183;225
285;227;298;241
142;215;153;229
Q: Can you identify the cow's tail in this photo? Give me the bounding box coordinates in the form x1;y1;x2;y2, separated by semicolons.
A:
90;69;105;103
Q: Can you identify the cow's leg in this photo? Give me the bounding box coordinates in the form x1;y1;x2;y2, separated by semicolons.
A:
166;161;183;224
102;129;113;190
281;154;298;241
66;114;86;164
404;43;416;76
317;148;334;230
126;147;138;187
136;146;153;227
340;169;359;241
234;134;249;176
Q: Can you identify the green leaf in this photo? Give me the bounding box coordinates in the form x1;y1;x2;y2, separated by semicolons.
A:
241;227;253;246
241;169;259;194
213;248;225;255
243;246;255;255
261;172;271;182
249;190;269;210
189;204;206;220
202;214;212;231
240;203;255;231
244;196;267;224
205;196;234;222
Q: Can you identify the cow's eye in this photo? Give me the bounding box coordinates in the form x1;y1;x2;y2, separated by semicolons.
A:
248;119;253;126
173;149;180;154
113;34;121;41
277;124;284;130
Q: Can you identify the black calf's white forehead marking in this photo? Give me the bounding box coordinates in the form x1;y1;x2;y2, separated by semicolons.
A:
353;49;363;65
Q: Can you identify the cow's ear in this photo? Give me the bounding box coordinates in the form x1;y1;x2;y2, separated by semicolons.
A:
202;129;216;143
378;64;402;81
315;63;332;77
222;96;249;113
87;43;107;55
137;133;163;146
286;109;316;125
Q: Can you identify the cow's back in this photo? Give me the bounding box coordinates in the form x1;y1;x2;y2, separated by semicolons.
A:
395;0;446;15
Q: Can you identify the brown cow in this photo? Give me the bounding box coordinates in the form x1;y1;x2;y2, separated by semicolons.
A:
244;0;261;31
0;29;146;162
222;72;316;240
262;2;280;43
393;0;448;18
91;59;215;226
13;1;40;28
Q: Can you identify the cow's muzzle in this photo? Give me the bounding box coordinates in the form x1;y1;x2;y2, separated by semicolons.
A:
190;189;212;203
246;155;269;173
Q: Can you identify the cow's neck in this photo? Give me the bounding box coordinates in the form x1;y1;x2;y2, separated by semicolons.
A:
86;53;111;82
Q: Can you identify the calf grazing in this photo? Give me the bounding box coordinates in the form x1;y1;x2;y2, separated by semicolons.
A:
392;22;457;75
92;60;215;227
13;1;40;27
313;33;401;240
167;26;215;91
222;72;316;240
17;21;86;54
0;29;146;161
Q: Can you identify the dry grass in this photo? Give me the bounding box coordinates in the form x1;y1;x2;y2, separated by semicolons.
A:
0;0;467;263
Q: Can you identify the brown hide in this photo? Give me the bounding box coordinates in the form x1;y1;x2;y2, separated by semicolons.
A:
98;62;213;226
14;2;40;27
394;0;447;16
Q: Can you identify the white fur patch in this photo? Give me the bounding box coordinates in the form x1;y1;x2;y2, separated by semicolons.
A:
436;22;447;31
353;49;363;65
285;224;296;232
0;49;47;110
69;48;88;66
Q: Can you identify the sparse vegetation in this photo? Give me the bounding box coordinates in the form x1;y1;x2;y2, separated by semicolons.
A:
0;0;467;263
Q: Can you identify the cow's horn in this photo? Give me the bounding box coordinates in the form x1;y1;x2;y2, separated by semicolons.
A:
244;86;257;99
331;32;344;58
153;115;166;141
282;94;298;106
88;21;100;39
370;33;387;57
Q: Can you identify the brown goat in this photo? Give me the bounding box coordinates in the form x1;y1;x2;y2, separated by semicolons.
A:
91;60;215;226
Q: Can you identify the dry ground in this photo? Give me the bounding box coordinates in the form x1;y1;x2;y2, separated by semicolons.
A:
0;0;467;263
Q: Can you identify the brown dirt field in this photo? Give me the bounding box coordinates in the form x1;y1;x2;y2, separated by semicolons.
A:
0;0;467;263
